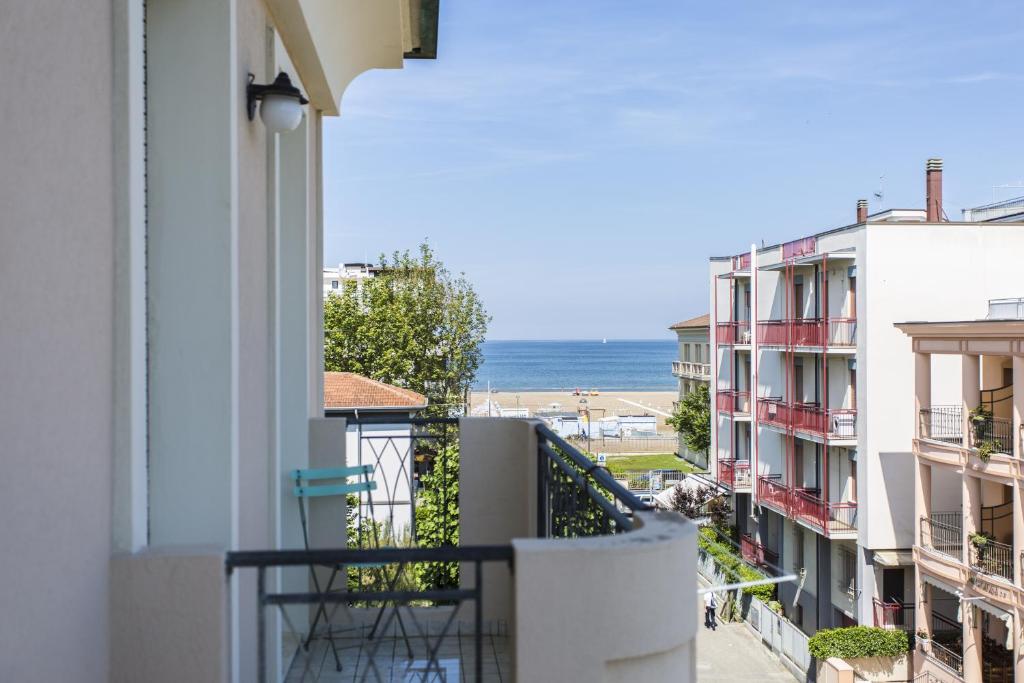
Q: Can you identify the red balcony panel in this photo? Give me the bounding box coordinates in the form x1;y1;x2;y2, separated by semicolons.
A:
718;459;751;489
734;460;751;488
718;458;735;487
757;320;788;346
716;321;751;346
741;534;779;568
732;253;751;271
827;318;857;346
757;399;790;429
872;598;913;631
758;475;789;512
717;390;750;416
790;319;825;347
792;488;826;530
782;236;816;260
827;502;857;534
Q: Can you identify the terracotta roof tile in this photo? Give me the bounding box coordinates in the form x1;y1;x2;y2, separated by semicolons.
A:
323;372;428;409
669;313;710;330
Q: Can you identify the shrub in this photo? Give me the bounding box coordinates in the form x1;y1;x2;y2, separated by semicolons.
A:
697;526;776;603
807;626;909;660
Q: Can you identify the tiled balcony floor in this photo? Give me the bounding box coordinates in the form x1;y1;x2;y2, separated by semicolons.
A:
285;618;511;682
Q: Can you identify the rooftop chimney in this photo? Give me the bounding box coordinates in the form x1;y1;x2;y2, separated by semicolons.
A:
856;199;868;223
926;158;943;222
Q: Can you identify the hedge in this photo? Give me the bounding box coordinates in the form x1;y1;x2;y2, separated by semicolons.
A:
807;626;909;660
697;527;775;602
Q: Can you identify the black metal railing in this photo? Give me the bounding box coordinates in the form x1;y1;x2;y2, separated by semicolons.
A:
921;513;963;561
536;423;650;538
970;537;1014;581
928;639;963;677
226;545;514;683
973;415;1013;455
920;406;963;444
332;415;461;549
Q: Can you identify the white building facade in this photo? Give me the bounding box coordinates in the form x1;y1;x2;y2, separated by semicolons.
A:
670;314;711;468
710;160;1024;635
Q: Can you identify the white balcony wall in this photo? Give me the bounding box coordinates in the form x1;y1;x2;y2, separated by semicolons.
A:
757;429;786;477
0;2;118;679
757;350;786;400
825;262;854;319
826;356;855;410
827;448;856;504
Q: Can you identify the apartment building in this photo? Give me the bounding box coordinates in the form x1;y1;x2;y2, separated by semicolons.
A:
709;159;1024;635
671;314;712;468
898;300;1024;683
323;262;380;297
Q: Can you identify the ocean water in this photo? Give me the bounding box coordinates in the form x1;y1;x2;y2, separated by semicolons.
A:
472;339;677;392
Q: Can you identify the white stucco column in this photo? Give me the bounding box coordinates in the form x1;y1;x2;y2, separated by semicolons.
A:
962;355;980;449
915;353;931;439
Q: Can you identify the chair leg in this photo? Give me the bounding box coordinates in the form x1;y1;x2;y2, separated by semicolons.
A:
304;565;339;650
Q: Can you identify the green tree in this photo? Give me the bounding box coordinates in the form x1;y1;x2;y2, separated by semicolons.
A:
413;441;460;590
667;384;711;456
323;242;490;416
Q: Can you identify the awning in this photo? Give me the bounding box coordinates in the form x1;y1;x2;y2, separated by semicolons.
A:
971;599;1014;649
873;550;915;567
921;572;960;598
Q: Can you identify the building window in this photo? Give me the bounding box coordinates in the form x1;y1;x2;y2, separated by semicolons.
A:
331;280;339;289
684;344;691;361
838;546;857;598
695;344;702;363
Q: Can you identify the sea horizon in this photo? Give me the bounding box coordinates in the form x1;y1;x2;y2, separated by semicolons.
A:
472;338;677;392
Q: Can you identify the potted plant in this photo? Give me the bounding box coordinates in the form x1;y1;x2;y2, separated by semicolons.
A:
916;629;930;649
970;531;996;571
968;405;998;461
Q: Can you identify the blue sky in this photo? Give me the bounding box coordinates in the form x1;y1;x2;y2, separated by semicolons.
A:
323;0;1024;340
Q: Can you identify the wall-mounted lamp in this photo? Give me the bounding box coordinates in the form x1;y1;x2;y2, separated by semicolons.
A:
247;72;308;133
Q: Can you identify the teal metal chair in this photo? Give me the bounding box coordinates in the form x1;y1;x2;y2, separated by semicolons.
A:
291;465;413;674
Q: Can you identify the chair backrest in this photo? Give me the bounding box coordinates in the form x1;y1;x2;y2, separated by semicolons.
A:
292;465;378;553
291;465;376;498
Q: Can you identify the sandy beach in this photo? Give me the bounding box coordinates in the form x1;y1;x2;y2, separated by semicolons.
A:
470;390;678;432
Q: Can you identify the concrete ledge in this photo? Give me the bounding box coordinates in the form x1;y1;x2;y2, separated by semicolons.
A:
110;546;228;683
513;510;697;681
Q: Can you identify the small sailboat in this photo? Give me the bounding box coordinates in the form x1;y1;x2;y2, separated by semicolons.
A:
602;338;607;344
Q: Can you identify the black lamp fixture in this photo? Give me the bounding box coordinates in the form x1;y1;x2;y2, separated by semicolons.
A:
246;72;309;133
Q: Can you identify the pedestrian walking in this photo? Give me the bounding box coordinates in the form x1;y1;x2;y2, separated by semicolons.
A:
703;590;717;630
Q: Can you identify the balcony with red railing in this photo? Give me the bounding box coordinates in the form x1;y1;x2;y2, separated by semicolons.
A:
757;475;789;514
872;598;915;632
758;400;856;441
757;398;790;430
756;317;856;349
791;488;858;536
782;236;816;260
716;390;751;417
715;320;752;346
731;252;751;272
791;404;857;440
717;458;751;490
740;533;779;570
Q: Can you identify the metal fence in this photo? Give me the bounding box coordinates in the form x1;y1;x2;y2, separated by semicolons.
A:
226;545;514;683
920;406;962;444
921;512;963;561
970;537;1013;581
536;423;649;538
928;639;963;677
974;416;1014;454
568;433;680;455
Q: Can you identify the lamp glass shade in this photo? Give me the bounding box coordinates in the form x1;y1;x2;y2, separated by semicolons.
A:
260;94;303;133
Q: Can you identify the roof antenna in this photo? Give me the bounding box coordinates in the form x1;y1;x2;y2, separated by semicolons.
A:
873;174;885;208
